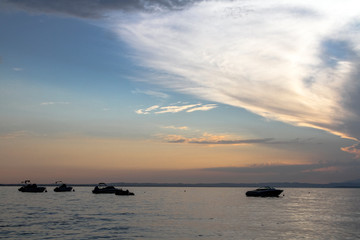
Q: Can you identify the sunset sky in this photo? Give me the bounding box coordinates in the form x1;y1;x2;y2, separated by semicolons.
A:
1;0;360;184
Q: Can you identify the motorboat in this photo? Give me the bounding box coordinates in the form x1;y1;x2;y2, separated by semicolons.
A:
54;181;74;192
18;180;47;193
115;188;135;196
246;186;283;197
92;183;118;194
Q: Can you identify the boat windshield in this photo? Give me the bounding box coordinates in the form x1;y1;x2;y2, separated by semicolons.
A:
256;186;275;190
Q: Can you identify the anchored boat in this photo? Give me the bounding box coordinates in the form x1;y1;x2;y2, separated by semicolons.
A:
18;180;47;193
246;186;283;197
92;183;118;194
115;188;135;196
54;181;74;192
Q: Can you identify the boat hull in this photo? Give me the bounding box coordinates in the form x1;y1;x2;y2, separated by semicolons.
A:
115;189;135;196
246;189;283;197
92;187;117;194
18;187;47;193
54;187;73;192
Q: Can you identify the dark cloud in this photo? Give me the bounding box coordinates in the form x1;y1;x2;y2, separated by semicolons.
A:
342;60;360;140
1;0;199;18
167;138;186;143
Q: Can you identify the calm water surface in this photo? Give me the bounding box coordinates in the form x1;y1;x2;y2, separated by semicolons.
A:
1;187;359;239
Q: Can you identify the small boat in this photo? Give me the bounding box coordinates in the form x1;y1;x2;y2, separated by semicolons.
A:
92;183;117;194
18;180;47;193
115;188;135;196
54;181;74;192
246;186;283;197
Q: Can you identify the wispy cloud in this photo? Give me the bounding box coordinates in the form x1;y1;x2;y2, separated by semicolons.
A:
111;0;360;155
162;132;274;145
302;166;340;173
132;89;169;99
12;67;23;71
41;101;70;106
135;105;160;114
163;125;189;130
155;104;200;114
341;143;360;159
186;104;217;112
136;103;217;114
0;130;31;139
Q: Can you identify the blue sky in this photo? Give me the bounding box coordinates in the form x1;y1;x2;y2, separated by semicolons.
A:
1;0;360;184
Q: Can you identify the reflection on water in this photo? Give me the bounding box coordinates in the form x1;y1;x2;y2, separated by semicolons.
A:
0;187;360;239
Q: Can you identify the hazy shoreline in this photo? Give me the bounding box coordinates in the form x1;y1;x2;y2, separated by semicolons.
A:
2;181;360;188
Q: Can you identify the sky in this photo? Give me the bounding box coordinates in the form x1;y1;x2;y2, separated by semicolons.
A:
1;0;360;184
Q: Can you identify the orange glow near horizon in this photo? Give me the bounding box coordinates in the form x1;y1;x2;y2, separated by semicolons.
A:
0;134;313;184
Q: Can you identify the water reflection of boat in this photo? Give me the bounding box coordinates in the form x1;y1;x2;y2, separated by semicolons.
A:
54;181;74;192
92;183;117;194
115;189;135;196
18;180;47;193
246;186;283;197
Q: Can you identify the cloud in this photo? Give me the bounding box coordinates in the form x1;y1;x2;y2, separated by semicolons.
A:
163;126;189;130
341;143;360;159
132;89;169;99
135;105;160;114
202;162;346;175
12;67;23;71
189;138;274;145
2;0;198;18
0;130;31;139
302;166;340;173
155;104;200;114
186;104;217;112
162;132;274;145
109;0;360;156
40;101;70;105
135;103;216;114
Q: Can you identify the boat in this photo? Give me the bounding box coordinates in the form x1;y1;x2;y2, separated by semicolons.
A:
115;188;135;196
54;181;74;192
18;180;47;193
92;183;118;194
245;186;283;197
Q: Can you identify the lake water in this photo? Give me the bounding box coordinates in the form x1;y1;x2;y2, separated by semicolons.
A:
0;187;359;239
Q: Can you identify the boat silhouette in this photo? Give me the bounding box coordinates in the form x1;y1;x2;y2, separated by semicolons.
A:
115;188;135;196
246;186;283;197
92;183;135;195
92;183;118;194
18;180;47;193
54;181;74;192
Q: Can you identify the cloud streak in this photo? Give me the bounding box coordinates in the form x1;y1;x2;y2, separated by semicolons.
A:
41;101;70;105
110;0;360;154
136;103;217;114
162;132;275;145
132;89;169;99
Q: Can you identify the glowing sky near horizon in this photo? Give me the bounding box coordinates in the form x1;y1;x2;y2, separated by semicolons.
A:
1;0;360;184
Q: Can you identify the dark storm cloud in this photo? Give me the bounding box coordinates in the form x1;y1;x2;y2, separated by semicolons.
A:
1;0;198;18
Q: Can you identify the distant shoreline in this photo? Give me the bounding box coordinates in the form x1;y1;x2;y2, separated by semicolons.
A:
1;182;360;188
